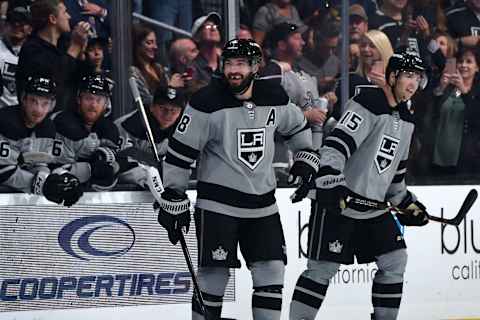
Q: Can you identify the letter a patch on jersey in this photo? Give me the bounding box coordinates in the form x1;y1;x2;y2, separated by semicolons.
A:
375;135;399;174
237;128;265;170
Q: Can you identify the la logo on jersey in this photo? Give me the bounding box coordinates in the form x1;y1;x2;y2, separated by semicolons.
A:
375;135;399;174
238;128;265;170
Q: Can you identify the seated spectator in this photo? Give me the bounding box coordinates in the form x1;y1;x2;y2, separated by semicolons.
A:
296;20;340;95
349;4;368;44
84;36;107;74
0;1;31;108
252;0;305;46
190;12;222;89
431;47;480;176
168;37;201;95
64;0;110;40
0;75;82;205
130;23;184;107
16;0;90;111
236;24;253;40
446;0;480;48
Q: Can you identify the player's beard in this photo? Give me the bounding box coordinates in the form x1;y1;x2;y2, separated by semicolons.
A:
226;72;255;95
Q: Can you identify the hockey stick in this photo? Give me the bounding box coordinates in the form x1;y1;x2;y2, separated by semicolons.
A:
390;189;478;226
128;78;210;319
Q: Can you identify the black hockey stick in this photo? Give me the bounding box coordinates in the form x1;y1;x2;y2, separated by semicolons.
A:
391;189;478;226
129;78;210;319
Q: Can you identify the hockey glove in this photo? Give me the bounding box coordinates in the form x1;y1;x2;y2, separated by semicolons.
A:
32;171;83;206
90;147;119;191
315;166;348;213
155;188;191;245
396;192;429;226
289;149;321;203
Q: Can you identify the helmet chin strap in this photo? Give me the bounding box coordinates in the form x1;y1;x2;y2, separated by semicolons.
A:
228;72;256;96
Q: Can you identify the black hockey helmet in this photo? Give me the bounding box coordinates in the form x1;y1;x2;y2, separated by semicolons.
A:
78;73;112;97
24;75;56;97
153;86;187;109
221;38;262;68
386;51;428;89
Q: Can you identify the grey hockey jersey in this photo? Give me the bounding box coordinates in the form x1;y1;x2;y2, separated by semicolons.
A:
0;106;55;192
0;39;19;108
261;61;324;148
318;86;414;219
164;77;313;218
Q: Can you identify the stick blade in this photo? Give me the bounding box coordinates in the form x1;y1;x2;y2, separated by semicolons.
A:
454;188;478;224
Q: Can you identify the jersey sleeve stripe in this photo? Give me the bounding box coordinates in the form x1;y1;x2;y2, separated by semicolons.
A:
165;152;192;169
324;140;349;160
166;146;195;165
282;121;310;141
397;160;407;170
392;173;405;183
328;128;357;156
197;181;276;209
0;165;17;183
169;137;199;161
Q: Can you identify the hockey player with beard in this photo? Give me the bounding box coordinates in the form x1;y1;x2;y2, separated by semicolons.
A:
289;51;431;320
155;38;320;320
0;75;83;206
53;73;163;200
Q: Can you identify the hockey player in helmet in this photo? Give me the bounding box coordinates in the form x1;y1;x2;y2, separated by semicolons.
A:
0;75;83;206
156;38;320;320
289;51;430;320
53;72;122;191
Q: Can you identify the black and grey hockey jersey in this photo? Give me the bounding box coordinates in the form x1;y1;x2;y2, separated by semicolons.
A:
261;61;324;148
318;86;414;219
115;109;174;163
0;106;55;192
53;110;120;183
164;77;313;218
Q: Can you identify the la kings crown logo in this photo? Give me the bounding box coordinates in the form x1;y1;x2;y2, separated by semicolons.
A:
238;128;265;170
375;134;399;174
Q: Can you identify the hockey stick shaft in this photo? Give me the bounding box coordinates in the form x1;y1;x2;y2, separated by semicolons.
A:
128;78;209;318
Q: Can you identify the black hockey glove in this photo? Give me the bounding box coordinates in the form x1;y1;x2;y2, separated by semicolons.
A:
90;147;119;191
155;188;191;245
289;149;321;203
32;171;83;206
395;192;429;226
315;166;348;213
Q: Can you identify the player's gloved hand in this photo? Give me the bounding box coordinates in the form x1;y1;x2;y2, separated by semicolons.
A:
315;166;348;213
90;147;119;191
396;192;429;226
289;149;321;203
32;171;83;206
155;188;191;245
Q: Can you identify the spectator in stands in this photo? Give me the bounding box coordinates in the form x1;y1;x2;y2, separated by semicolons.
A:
130;23;184;107
64;0;110;40
263;22;329;149
16;0;90;111
349;4;369;44
333;29;393;119
446;0;480;48
85;36;107;74
296;20;340;95
0;75;83;206
190;12;222;88
0;1;31;108
431;47;480;176
142;0;192;50
252;0;305;46
236;24;253;40
168;37;202;95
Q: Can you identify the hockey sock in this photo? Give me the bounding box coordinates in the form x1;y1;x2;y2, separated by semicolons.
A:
371;281;403;320
192;291;223;320
252;285;283;320
289;275;328;320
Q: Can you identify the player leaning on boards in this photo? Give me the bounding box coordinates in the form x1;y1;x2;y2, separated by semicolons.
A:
155;38;320;320
0;75;83;206
289;52;430;320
